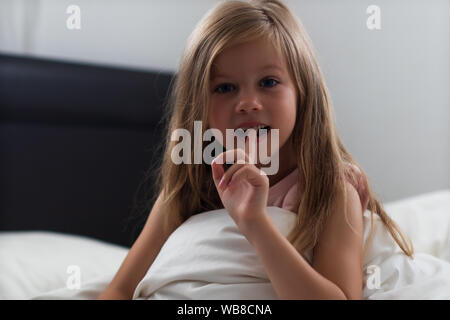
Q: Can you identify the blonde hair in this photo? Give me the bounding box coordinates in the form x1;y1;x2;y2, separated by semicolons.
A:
139;0;414;259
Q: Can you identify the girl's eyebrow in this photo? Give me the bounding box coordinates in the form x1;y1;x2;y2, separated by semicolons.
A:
211;64;283;80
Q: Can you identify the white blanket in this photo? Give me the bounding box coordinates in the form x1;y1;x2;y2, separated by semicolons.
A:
133;207;305;300
131;205;450;300
2;190;449;300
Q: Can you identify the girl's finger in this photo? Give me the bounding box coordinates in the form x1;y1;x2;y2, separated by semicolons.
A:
213;148;249;167
228;164;267;188
212;148;250;190
217;163;247;190
211;159;225;186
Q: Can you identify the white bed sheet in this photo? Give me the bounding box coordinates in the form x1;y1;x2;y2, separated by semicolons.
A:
1;189;449;300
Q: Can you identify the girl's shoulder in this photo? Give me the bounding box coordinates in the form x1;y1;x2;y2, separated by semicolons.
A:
344;162;369;212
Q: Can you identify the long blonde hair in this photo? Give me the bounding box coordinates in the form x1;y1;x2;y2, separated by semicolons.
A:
136;0;414;259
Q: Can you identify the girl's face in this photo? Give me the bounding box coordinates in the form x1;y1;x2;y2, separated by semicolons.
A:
208;38;298;175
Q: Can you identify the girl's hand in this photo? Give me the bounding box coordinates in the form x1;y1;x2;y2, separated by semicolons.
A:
211;143;269;234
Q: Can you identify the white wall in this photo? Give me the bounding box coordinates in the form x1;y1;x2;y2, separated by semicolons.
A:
0;0;219;72
1;0;449;202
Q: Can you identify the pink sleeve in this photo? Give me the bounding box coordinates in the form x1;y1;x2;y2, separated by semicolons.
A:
345;163;369;212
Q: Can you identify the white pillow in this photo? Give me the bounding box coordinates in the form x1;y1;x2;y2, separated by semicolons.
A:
0;231;128;299
133;206;310;300
133;202;450;300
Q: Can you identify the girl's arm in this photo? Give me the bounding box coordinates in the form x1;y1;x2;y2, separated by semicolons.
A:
243;181;364;300
211;147;363;300
97;191;178;300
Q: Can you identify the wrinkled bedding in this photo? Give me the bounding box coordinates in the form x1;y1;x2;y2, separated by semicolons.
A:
1;190;449;300
131;203;450;300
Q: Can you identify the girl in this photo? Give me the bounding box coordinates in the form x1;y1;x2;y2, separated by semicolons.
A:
98;0;414;300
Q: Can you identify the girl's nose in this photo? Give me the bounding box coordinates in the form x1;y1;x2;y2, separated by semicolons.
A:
235;94;263;113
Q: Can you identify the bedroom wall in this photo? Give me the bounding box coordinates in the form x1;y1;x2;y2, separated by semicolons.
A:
1;0;449;203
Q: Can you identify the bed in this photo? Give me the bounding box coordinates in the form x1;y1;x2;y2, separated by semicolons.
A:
1;54;449;300
1;189;449;300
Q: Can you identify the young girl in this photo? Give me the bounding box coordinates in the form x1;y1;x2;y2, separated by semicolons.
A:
98;0;414;300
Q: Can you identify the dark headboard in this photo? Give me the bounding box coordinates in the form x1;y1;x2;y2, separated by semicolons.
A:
0;54;174;247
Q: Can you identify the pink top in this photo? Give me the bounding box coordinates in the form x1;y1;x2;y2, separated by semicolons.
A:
267;164;369;213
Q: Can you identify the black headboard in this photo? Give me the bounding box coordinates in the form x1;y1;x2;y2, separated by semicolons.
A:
0;54;174;247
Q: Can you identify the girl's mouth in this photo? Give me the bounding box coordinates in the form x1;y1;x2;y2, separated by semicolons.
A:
235;125;271;141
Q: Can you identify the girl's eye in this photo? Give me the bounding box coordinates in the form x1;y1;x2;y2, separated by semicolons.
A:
260;78;279;87
214;78;278;94
215;83;235;94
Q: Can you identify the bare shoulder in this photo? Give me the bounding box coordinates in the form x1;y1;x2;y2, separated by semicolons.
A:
311;181;364;300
